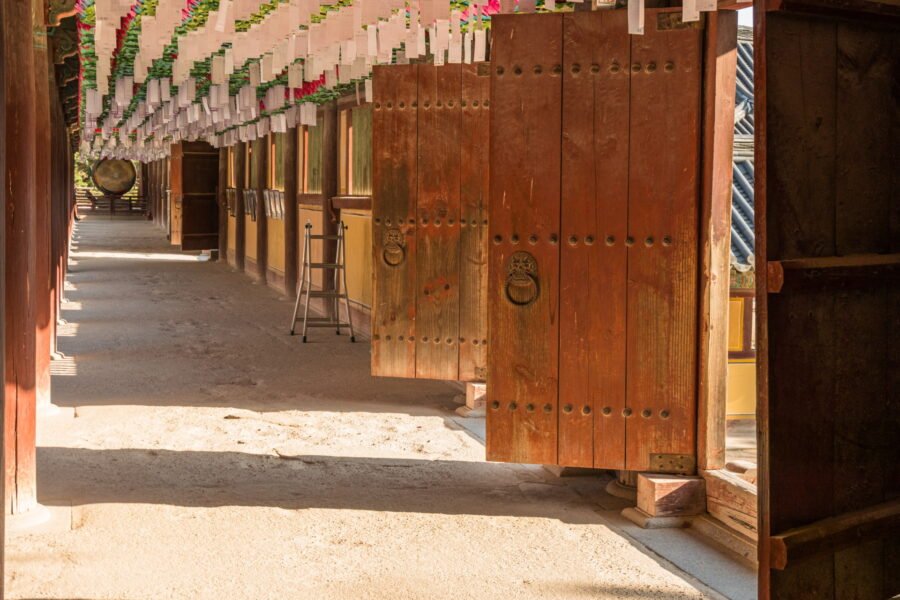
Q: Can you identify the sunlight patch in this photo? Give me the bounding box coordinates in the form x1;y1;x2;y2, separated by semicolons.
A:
72;251;210;262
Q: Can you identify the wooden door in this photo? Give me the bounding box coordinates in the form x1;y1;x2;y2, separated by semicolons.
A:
488;9;703;470
371;64;490;382
757;11;900;598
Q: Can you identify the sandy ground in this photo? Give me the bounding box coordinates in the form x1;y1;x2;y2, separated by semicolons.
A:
6;215;737;600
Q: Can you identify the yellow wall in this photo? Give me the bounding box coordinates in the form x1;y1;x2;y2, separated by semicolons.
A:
727;361;757;419
227;214;236;252
726;292;756;419
342;210;372;309
298;206;323;289
267;218;285;273
245;214;257;261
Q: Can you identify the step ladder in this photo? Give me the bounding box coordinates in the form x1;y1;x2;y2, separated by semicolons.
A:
290;221;356;343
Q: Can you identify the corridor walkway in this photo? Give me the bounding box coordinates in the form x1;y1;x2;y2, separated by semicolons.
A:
7;216;744;599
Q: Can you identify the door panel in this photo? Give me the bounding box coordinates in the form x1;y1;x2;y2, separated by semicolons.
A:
759;13;900;598
560;10;631;469
488;9;704;469
487;13;563;465
372;65;418;378
169;141;220;251
458;63;490;383
416;64;462;380
625;14;702;471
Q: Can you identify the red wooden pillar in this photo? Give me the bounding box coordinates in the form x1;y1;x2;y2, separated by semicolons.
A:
34;0;53;411
2;0;38;514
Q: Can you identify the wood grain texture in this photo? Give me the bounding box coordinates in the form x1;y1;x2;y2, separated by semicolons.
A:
416;64;462;380
169;143;184;245
3;0;38;514
458;63;490;383
765;17;838;597
625;10;701;472
761;12;900;600
560;10;630;469
697;10;737;471
487;13;562;465
371;65;418;378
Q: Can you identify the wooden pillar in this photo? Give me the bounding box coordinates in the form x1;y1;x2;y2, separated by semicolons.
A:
0;0;8;588
254;136;268;281
697;10;738;472
49;47;68;361
234;141;246;270
321;102;339;309
34;0;53;411
217;148;228;260
2;0;38;514
283;128;299;296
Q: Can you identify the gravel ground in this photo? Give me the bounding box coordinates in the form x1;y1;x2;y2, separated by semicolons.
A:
6;215;723;600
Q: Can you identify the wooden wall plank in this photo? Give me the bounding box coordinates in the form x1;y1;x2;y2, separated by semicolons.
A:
831;22;897;600
372;65;418;378
416;64;462;380
624;11;702;472
487;13;562;465
760;11;900;599
765;15;837;599
560;10;631;469
169;143;184;245
458;63;490;383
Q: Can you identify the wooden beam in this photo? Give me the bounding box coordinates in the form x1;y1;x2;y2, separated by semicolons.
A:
770;499;900;570
697;9;738;472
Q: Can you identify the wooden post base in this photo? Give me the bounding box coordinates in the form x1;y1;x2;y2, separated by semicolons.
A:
622;473;706;529
455;382;486;417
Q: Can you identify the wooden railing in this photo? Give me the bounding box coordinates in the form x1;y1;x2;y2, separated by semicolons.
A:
75;187;147;214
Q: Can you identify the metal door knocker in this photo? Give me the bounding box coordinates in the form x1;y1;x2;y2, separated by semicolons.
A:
382;228;406;267
505;251;539;306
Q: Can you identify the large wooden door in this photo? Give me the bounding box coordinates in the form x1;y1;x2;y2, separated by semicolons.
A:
371;64;490;382
170;141;220;251
758;11;900;599
488;9;703;470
